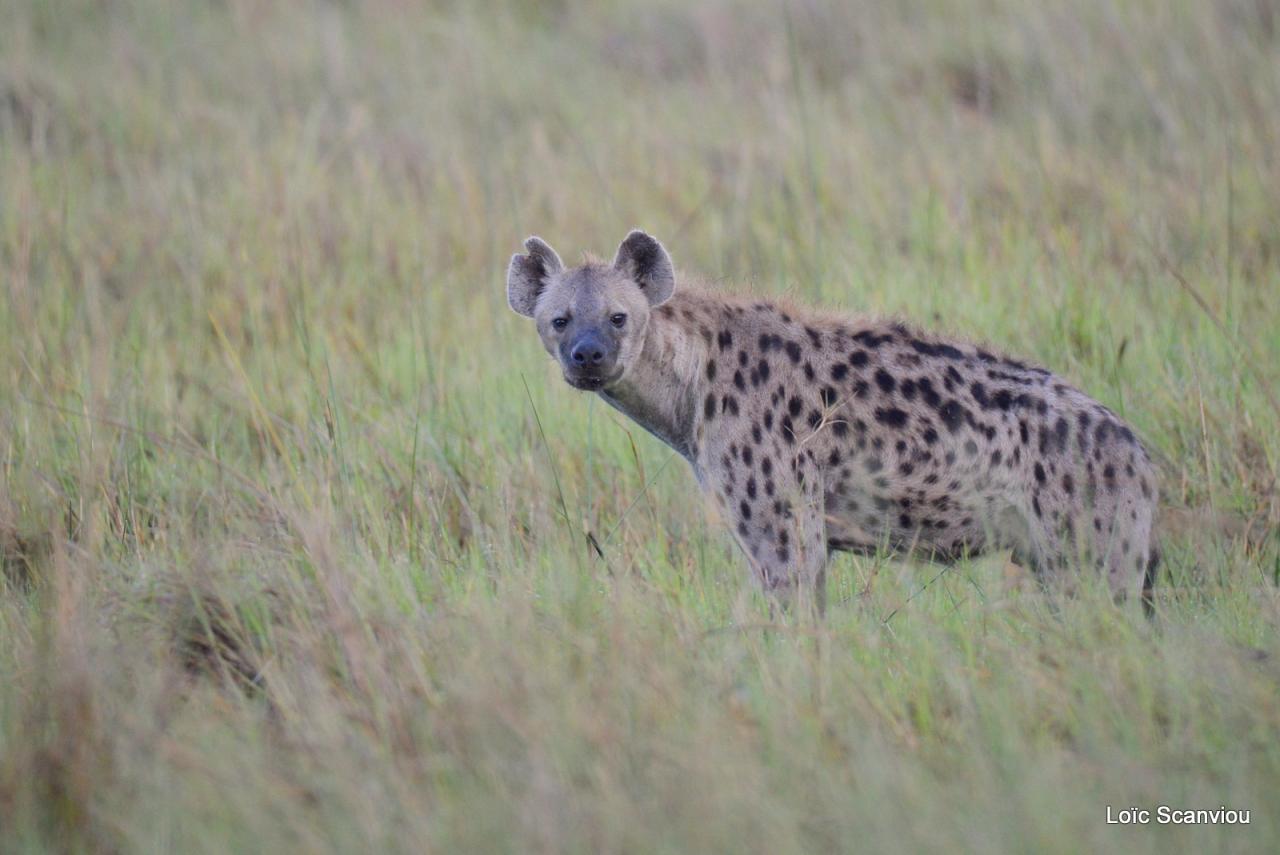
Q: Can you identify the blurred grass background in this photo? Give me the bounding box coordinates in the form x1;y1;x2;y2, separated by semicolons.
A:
1;0;1278;851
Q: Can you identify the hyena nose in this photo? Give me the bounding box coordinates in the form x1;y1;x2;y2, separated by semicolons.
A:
571;339;606;366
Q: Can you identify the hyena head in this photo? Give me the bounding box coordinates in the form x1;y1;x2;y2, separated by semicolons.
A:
506;230;675;391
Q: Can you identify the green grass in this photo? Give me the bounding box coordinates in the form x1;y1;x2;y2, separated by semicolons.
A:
1;0;1279;851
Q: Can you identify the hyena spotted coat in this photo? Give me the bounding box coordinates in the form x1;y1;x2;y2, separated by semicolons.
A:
507;231;1159;606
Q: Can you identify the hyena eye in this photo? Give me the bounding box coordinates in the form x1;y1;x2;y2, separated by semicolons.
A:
552;317;569;331
610;313;627;328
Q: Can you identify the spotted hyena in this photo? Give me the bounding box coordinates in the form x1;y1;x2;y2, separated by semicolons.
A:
507;230;1159;608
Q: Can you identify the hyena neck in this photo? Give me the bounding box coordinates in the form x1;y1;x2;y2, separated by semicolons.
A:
599;304;706;463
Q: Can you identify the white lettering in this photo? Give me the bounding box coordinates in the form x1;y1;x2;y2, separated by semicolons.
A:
1153;805;1250;825
1107;806;1150;824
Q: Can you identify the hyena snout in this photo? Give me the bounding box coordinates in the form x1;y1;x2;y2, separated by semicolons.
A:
569;333;609;367
561;330;618;389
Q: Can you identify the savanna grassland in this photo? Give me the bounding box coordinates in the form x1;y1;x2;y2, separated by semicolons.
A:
2;1;1279;852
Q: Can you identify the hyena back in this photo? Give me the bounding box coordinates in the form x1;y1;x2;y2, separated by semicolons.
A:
507;230;1159;606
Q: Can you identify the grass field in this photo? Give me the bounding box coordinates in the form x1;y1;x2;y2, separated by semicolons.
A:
2;0;1279;851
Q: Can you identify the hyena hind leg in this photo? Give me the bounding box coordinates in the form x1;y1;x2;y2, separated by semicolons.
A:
1093;489;1157;606
1013;492;1155;608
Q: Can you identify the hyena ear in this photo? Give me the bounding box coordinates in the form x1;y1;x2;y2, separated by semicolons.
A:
506;236;564;318
613;230;675;307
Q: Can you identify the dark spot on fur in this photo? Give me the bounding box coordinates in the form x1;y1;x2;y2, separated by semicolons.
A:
852;330;893;348
849;350;869;368
875;407;909;429
787;396;802;418
1053;417;1069;453
916;377;941;408
733;370;745;391
970;382;989;408
1062;473;1074;495
785;341;802;363
910;339;966;360
1034;462;1046;484
704;393;716;420
717;331;732;352
874;369;896;394
938;399;968;433
831;363;849;381
706;360;717;381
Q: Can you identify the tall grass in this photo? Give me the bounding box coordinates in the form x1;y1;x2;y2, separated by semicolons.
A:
1;0;1278;851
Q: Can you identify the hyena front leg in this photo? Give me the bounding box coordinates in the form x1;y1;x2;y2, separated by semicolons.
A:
719;449;828;613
